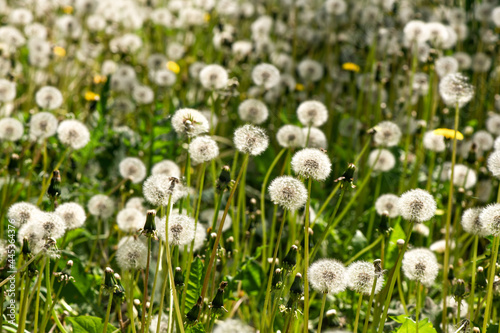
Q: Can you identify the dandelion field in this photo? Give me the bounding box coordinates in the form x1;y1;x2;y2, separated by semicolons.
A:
2;0;500;332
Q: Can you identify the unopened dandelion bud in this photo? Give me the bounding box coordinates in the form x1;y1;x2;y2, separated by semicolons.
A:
448;265;455;281
54;260;74;283
216;165;231;194
103;267;117;291
272;268;283;290
473;327;480;333
374;259;383;275
334;163;356;188
21;237;31;256
142;210;156;236
283;245;298;271
210;281;228;313
185;296;203;324
174;267;184;288
48;170;61;199
8;153;19;175
453;279;466;298
225;236;234;256
378;212;391;235
113;273;126;300
476;266;487;289
397;239;405;249
290;273;303;296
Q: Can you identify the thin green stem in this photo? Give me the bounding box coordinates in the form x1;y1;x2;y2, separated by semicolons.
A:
140;236;152;333
303;178;312;333
416;281;421;333
317;293;328;333
353;293;363;333
468;235;478;318
103;292;114;333
362;275;379;333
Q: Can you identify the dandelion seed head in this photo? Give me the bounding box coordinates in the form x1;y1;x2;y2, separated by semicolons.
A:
373;121;402;147
444;296;468;318
308;259;346;294
132;85;154;105
479;203;500;236
439;73;474;107
149;313;169;333
449;164;477;189
35;86;63;110
117;208;144;233
276;125;305;148
157;213;196;246
303;127;328;149
268;176;308;211
345;261;384;295
238;99;269;125
125;197;146;214
189;136;219;164
119;157;147;184
252;63;280;89
233;124;269;156
143;175;185;206
472;130;494;152
423;131;446;152
398;189;436;223
486;114;500;136
487;150;500;177
35;211;67;240
368;149;396;172
291;148;331;181
55;202;86;230
7;202;40;228
18;223;45;255
435;56;459;78
0;79;16;102
29;112;58;140
213;319;254;333
152;160;181;178
297;101;328;127
152;69;177;87
199;64;228;90
0;117;23;142
88;194;115;219
461;207;488;237
57;119;90;150
171;108;209;137
116;237;147;271
375;194;400;218
402;248;439;286
297;59;324;82
403;20;430;44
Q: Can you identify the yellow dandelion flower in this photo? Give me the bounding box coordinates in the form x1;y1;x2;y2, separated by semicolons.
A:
62;6;73;14
295;83;305;91
433;128;464;140
342;62;360;72
93;75;107;84
204;13;211;22
53;46;66;57
167;61;180;74
85;91;100;101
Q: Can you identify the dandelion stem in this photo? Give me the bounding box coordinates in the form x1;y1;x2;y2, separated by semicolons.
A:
303;177;313;333
482;235;499;333
128;272;137;333
261;147;287;270
442;102;460;333
415;281;421;333
140;235;152;333
145;239;162;330
362;275;379;333
468;235;478;318
261;209;288;331
317;293;327;333
103;292;114;333
353;293;363;333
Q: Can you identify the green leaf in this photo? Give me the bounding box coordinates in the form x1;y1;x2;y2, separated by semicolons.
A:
486;324;500;333
67;316;117;333
234;259;265;296
184;257;203;314
391;316;437;333
186;323;207;333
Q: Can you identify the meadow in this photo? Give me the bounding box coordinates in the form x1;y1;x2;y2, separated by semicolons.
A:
1;0;500;332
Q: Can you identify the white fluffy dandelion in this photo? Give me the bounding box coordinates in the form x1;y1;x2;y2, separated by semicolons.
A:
35;211;67;240
276;125;305;148
57;120;90;150
213;319;254;333
345;261;384;295
35;86;63;110
55;202;86;230
157;213;196;246
233;124;269;156
373;121;402;147
0;79;16;102
449;164;477;189
303;127;328;149
308;259;346;294
487;150;500;177
291;148;331;181
119;157;147;184
238;99;269;125
29;112;58;140
7;202;40;228
397;189;436;223
268;176;308;211
479;203;500;236
171;108;209;137
189;136;219;164
199;64;228;90
116;237;148;271
402;248;439;287
368;149;396;172
0;118;23;141
297;101;328;127
152;160;181;178
143;175;184;206
88;194;115;219
462;207;488;237
375;194;400;218
117;208;145;233
423;131;446;152
252;63;280;89
439;73;474;108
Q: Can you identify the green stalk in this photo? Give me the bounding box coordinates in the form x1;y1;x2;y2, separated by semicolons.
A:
442;102;460;331
39;258;52;333
361;275;379;333
353;293;363;333
303;178;312;333
145;239;162;330
103;292;114;333
415;281;421;333
366;175;382;242
377;221;414;332
32;257;47;333
261;209;288;331
128;272;137;333
317;293;328;333
140;236;152;333
17;274;31;333
482;235;499;332
468;235;478;318
260;148;287;269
